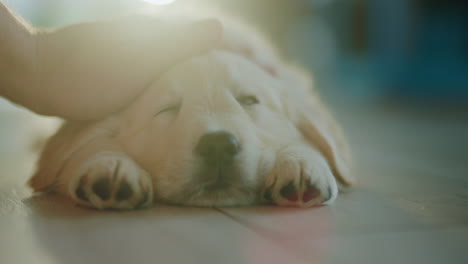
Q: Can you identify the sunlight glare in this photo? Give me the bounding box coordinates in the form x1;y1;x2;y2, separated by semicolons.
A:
142;0;177;5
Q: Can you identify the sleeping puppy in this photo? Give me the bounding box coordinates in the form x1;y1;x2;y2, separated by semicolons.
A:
29;19;354;209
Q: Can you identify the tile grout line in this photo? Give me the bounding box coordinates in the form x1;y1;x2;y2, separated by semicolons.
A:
214;208;311;264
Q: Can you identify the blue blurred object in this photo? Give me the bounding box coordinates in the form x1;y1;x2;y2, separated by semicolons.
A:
287;0;468;101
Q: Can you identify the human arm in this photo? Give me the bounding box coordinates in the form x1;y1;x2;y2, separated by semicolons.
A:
0;2;221;120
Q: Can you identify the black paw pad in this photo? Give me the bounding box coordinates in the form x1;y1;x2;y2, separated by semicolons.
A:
303;186;320;203
263;188;273;202
280;181;298;202
116;181;133;201
75;175;89;201
76;185;88;201
92;178;111;200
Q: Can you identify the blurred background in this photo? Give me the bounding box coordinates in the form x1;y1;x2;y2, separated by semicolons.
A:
2;0;468;105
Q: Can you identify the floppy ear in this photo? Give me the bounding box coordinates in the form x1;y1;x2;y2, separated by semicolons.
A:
29;122;85;192
280;66;355;186
29;119;119;192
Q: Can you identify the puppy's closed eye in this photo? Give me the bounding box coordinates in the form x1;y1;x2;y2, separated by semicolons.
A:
237;95;259;106
155;104;181;117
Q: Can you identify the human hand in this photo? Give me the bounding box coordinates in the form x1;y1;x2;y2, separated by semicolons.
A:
0;3;221;120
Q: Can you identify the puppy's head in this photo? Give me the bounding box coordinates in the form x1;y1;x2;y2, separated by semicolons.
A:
115;51;351;206
114;51;295;206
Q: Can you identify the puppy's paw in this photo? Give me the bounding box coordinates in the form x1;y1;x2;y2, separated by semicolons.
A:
70;154;153;210
263;148;338;207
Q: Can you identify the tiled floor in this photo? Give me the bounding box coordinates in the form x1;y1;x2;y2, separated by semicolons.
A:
0;100;467;264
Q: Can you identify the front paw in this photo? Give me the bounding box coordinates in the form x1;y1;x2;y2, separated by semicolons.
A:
70;154;153;210
263;148;338;207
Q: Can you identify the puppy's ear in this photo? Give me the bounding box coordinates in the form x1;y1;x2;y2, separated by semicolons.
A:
296;98;355;186
29;123;82;192
29;119;119;192
281;67;355;186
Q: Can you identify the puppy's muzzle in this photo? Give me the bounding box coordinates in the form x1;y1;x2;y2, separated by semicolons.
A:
194;131;241;190
195;131;240;163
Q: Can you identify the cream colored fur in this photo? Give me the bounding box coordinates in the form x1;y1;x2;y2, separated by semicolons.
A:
29;15;354;209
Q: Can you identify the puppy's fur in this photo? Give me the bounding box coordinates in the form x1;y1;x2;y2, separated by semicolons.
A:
29;15;354;209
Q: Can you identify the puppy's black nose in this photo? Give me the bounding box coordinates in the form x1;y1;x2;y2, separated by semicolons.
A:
195;131;240;161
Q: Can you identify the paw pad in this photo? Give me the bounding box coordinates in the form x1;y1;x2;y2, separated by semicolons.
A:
302;185;320;203
280;181;299;202
116;181;133;201
72;157;153;210
92;178;111;200
75;177;89;202
262;155;337;207
264;178;326;207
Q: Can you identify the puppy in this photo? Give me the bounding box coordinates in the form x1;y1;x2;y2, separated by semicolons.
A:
29;18;354;209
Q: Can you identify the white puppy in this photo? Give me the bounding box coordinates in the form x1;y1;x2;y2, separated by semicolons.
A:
29;18;354;209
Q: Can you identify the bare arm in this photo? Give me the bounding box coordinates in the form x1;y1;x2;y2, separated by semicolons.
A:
0;3;221;120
